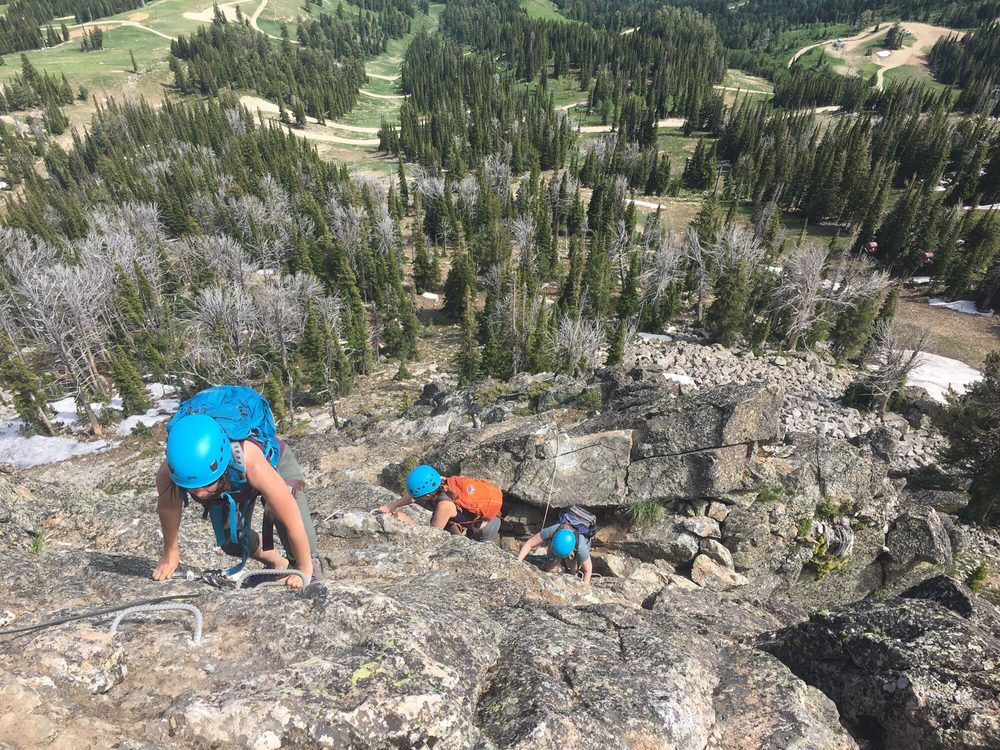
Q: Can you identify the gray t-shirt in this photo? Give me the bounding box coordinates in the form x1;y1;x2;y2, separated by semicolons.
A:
539;524;591;562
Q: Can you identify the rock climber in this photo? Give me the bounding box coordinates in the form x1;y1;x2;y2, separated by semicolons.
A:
151;385;317;588
517;505;597;585
376;464;503;542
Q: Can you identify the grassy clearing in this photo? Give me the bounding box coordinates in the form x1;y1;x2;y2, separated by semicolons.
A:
776;22;854;67
722;68;773;93
102;0;208;39
0;25;171;93
339;88;400;128
521;0;566;21
883;63;950;92
362;1;442;78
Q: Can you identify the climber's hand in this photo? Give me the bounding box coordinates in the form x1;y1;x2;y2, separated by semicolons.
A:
152;551;179;581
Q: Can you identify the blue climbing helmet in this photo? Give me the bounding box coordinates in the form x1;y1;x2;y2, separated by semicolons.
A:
551;528;577;558
406;464;442;498
165;413;233;488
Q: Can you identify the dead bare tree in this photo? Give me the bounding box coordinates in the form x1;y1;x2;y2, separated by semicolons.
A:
771;243;891;350
252;272;323;423
862;320;932;413
556;311;605;371
683;227;712;322
642;232;685;306
185;284;264;384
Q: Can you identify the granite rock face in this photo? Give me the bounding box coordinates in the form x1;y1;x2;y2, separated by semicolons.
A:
1;507;860;750
760;596;1000;750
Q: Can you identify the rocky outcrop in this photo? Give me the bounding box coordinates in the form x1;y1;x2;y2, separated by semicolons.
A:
884;508;954;578
760;596;1000;750
459;382;783;508
1;510;864;750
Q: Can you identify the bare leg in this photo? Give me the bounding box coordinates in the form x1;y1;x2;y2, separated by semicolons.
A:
252;548;289;570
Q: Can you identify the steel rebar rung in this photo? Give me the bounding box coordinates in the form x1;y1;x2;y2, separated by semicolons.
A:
109;602;203;644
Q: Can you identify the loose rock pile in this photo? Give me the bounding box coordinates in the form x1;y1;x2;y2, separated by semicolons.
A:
627;338;944;471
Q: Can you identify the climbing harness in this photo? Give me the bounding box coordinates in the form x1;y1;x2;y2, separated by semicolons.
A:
110;602;204;645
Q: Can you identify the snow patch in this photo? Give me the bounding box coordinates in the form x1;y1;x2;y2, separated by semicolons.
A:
910;276;931;285
876;50;892;58
638;332;673;343
0;382;180;468
928;298;993;316
116;413;170;436
0;417;115;468
906;351;982;404
663;372;696;386
420;292;440;301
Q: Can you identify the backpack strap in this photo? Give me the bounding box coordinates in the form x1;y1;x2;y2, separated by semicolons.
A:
204;491;250;577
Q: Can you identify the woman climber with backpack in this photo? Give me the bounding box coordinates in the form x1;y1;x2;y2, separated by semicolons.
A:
151;385;318;589
376;465;504;543
517;505;597;585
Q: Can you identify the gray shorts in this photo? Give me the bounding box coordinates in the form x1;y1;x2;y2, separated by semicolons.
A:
467;515;501;543
220;446;318;562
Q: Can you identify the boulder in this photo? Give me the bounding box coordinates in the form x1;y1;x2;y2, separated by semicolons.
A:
905;489;969;514
786;433;894;522
708;647;859;750
460;422;632;508
902;575;1000;640
614;520;701;565
681;516;721;539
760;597;1000;750
627;445;748;502
691;554;748;591
699;538;734;569
633;382;785;454
884;509;953;576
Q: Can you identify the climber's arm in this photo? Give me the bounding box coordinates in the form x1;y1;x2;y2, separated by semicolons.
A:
517;533;544;561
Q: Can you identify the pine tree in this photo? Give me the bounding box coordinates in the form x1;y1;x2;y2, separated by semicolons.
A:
693;193;723;243
705;261;750;346
454;286;480;384
412;211;436;293
605;319;626;366
397;157;409;208
109;347;150;417
0;335;54;436
264;370;289;426
480;321;510;380
443;233;476;320
935;350;1000;524
130;49;139;74
831;291;884;361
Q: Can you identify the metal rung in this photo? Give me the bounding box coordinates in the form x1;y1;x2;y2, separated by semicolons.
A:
110;602;203;644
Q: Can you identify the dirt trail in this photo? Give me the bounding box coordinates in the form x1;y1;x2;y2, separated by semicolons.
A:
359;89;405;101
366;71;401;82
63;19;174;41
578;117;685;133
240;95;388;143
790;22;963;90
788;24;879;67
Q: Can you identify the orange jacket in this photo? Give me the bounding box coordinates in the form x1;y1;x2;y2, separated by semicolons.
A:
444;475;503;523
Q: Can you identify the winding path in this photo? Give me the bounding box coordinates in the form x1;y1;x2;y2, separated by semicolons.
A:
578;117;686;134
62;19;175;41
359;89;406;100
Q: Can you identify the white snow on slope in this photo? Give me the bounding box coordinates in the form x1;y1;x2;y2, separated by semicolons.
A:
928;298;993;316
0;418;113;468
906;351;982;404
0;383;180;468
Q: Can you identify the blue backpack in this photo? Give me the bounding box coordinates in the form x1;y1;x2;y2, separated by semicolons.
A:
558;505;597;540
168;385;282;576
